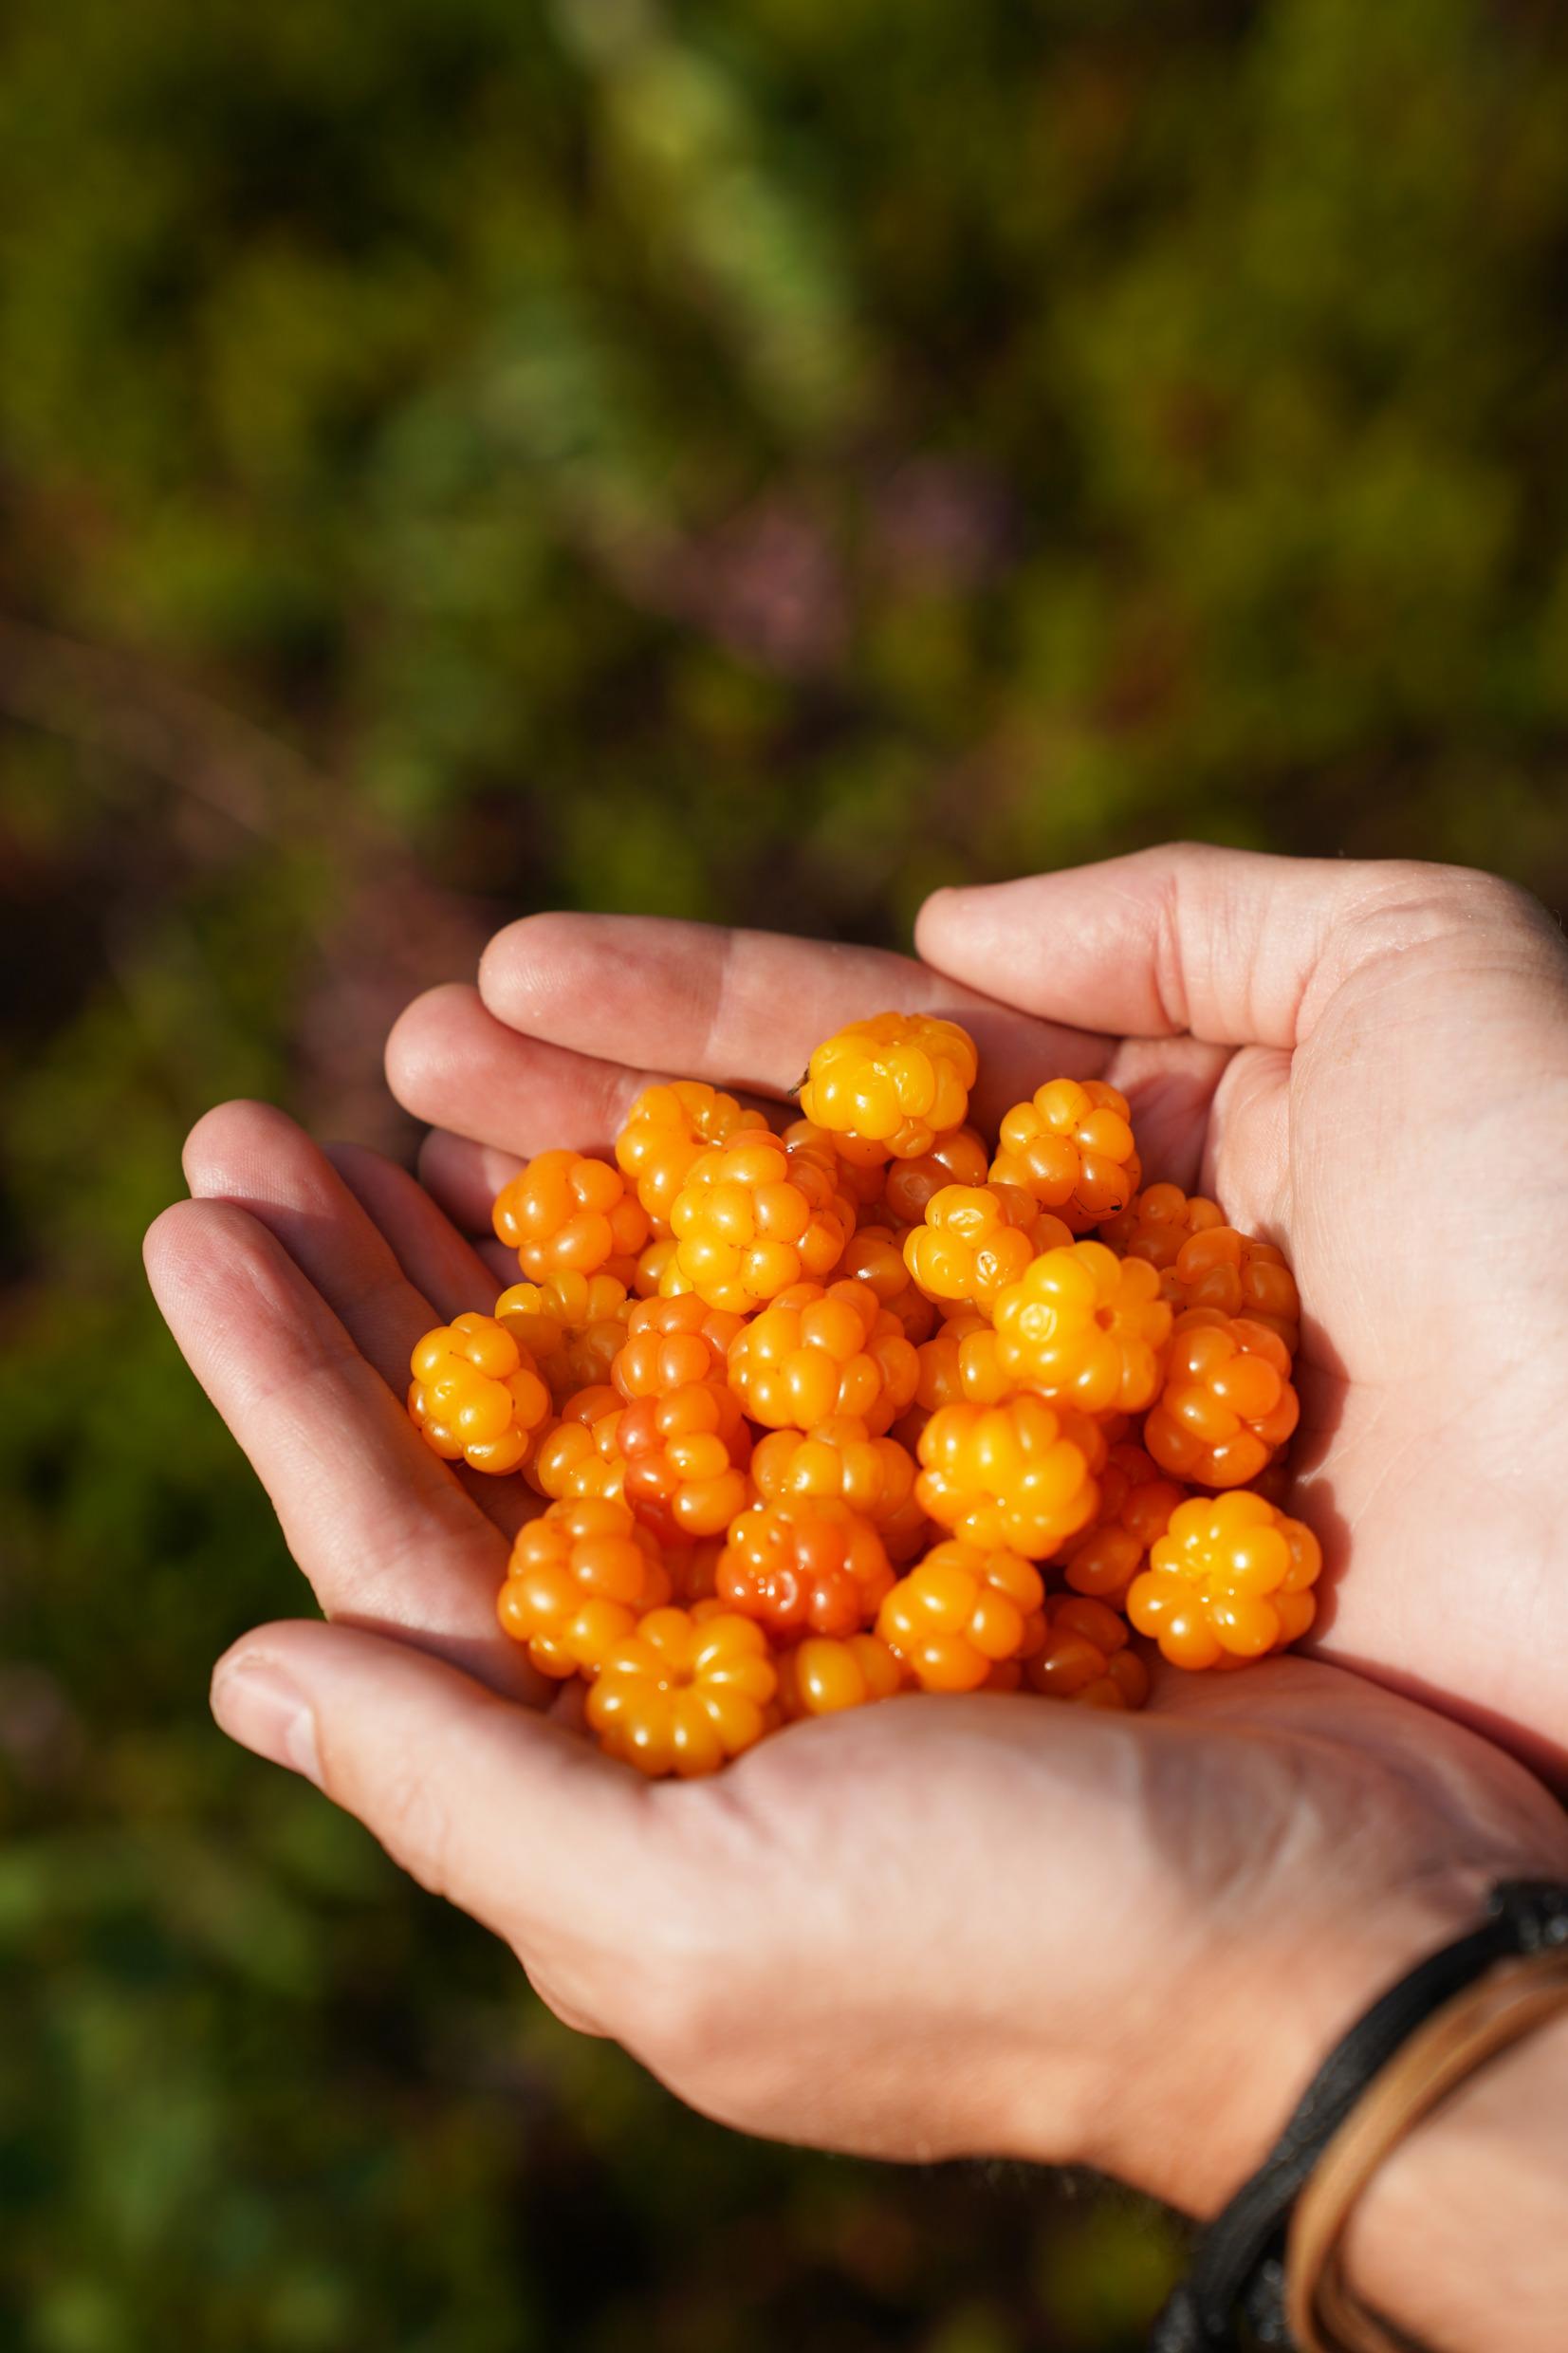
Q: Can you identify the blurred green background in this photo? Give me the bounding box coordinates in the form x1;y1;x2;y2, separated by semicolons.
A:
3;0;1567;2344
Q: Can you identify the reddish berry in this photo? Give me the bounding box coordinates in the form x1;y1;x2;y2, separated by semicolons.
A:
409;1312;551;1474
800;1012;978;1160
494;1271;633;1407
915;1397;1099;1558
1024;1595;1150;1710
992;1241;1171;1414
613;1292;747;1400
877;1540;1045;1692
1128;1490;1320;1669
1144;1308;1299;1488
493;1151;650;1286
616;1081;768;1230
776;1632;907;1718
670;1136;854;1313
750;1417;928;1561
587;1607;778;1777
1057;1441;1186;1601
717;1499;894;1640
496;1497;668;1678
989;1078;1141;1232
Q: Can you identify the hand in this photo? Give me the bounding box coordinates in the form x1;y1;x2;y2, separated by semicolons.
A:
386;843;1568;1775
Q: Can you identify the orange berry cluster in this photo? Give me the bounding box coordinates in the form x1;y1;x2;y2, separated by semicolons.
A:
409;1013;1319;1776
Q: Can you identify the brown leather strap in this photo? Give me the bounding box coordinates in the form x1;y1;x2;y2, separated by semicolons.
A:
1285;1949;1568;2353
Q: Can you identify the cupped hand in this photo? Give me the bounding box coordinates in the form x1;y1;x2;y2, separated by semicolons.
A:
386;844;1568;1773
146;1087;1568;2215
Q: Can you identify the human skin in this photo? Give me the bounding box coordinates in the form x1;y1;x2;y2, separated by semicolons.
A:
144;846;1568;2349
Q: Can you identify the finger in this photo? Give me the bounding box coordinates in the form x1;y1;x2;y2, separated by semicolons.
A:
183;1102;441;1395
417;1127;524;1236
324;1140;498;1320
387;984;672;1157
915;844;1446;1047
472;913;1113;1128
211;1620;655;2004
145;1199;535;1697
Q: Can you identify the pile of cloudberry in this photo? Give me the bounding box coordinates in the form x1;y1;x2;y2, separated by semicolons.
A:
409;1018;1319;1777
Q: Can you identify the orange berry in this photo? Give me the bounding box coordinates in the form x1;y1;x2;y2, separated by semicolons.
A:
1099;1181;1226;1266
833;1223;938;1343
670;1136;854;1313
989;1078;1141;1232
728;1278;919;1436
612;1292;746;1400
1128;1490;1321;1669
616;1081;769;1229
782;1116;890;1210
1144;1308;1300;1488
408;1312;552;1474
915;1396;1099;1558
1024;1595;1150;1710
1057;1441;1186;1601
493;1151;651;1287
587;1607;778;1777
618;1385;753;1544
633;1234;687;1298
494;1271;633;1407
800;1012;978;1160
717;1498;895;1640
527;1383;626;1504
776;1632;907;1719
877;1539;1045;1691
992;1240;1171;1414
750;1417;929;1561
1103;1186;1301;1356
904;1184;1069;1317
879;1126;991;1226
496;1497;668;1678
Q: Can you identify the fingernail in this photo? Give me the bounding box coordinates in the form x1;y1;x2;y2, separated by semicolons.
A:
212;1657;323;1788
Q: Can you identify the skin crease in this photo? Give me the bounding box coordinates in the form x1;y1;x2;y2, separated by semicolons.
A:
147;846;1568;2342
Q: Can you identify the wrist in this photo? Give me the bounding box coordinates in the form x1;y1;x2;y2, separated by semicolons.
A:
1341;2001;1568;2353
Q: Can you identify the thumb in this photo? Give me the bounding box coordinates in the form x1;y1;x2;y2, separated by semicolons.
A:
210;1620;653;1969
916;843;1557;1048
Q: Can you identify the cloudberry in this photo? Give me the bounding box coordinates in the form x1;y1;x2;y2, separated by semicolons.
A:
800;1012;978;1160
1024;1595;1150;1710
1057;1441;1186;1600
528;1383;626;1504
751;1417;928;1561
1099;1181;1225;1267
877;1540;1045;1692
612;1292;746;1401
634;1235;687;1299
782;1117;889;1210
493;1151;650;1287
915;1397;1098;1559
717;1499;895;1640
833;1223;937;1343
1144;1308;1299;1488
586;1607;778;1777
904;1185;1071;1317
615;1081;768;1229
1104;1186;1301;1354
992;1241;1171;1414
618;1384;753;1543
776;1632;906;1719
495;1272;633;1407
989;1078;1141;1232
670;1136;853;1313
1128;1490;1320;1669
496;1498;668;1679
408;1312;551;1474
728;1278;919;1435
880;1125;991;1226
